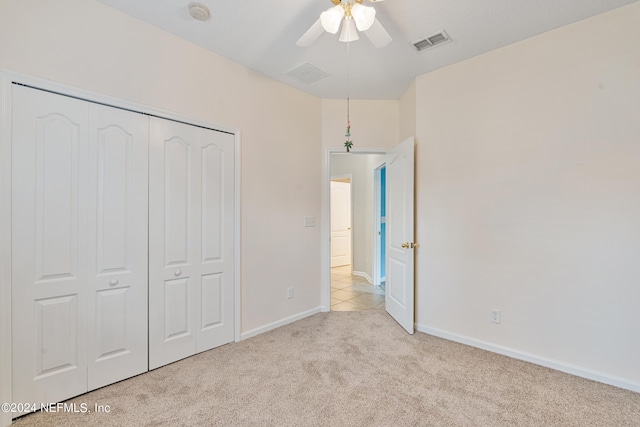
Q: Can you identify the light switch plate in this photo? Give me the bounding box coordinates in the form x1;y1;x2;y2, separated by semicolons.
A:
304;216;315;227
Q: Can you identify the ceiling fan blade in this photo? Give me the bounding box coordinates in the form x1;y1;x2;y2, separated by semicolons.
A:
364;17;392;48
296;18;325;47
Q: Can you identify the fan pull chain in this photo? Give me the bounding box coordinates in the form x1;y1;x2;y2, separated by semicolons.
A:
345;41;353;152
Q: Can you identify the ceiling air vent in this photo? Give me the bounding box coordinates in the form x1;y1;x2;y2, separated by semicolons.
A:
285;63;330;85
413;30;452;52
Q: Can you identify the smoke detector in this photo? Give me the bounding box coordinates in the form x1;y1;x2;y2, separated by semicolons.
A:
188;2;211;21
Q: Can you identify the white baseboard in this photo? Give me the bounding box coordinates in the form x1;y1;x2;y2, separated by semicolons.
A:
352;270;373;284
415;324;640;394
240;307;322;341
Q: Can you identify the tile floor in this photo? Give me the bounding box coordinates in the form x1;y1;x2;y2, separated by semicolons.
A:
331;265;385;311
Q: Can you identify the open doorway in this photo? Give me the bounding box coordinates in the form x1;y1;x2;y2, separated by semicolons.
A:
323;139;416;332
328;151;387;311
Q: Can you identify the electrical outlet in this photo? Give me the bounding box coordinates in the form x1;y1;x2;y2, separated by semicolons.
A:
287;287;294;299
490;309;501;324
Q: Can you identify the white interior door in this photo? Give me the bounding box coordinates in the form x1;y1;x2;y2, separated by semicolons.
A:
385;137;415;334
149;119;199;369
11;85;89;410
149;118;234;369
86;104;149;390
196;126;235;353
330;180;352;268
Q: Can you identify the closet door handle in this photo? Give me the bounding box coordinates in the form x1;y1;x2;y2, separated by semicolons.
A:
175;270;182;277
109;279;119;286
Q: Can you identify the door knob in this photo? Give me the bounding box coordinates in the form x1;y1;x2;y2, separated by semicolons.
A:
401;242;420;249
175;270;182;277
109;279;119;286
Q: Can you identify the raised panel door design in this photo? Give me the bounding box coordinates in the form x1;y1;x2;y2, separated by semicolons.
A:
201;144;223;263
201;273;223;329
34;295;79;377
388;258;406;305
385;138;415;334
165;138;191;266
164;278;190;339
11;85;89;411
331;236;349;258
96;125;130;273
388;155;406;252
149;118;200;369
87;104;148;391
35;115;80;281
150;120;235;367
94;288;128;359
10;84;234;413
196;129;235;353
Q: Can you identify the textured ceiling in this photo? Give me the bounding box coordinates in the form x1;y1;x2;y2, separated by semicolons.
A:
98;0;639;99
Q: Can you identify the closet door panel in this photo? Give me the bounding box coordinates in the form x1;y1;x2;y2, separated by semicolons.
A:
11;85;89;411
165;138;192;266
87;104;149;390
149;118;201;369
201;142;223;262
164;277;191;338
197;130;235;351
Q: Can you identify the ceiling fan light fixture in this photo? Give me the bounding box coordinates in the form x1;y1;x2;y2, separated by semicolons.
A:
351;3;376;31
296;0;391;48
339;18;359;42
320;5;345;34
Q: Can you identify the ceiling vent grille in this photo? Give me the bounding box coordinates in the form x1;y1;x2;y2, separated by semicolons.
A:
413;30;451;52
285;63;330;85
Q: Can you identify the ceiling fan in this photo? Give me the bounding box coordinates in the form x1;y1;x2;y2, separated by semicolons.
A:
297;0;392;48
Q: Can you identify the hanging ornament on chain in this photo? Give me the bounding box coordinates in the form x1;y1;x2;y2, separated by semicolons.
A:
345;99;353;152
344;42;354;152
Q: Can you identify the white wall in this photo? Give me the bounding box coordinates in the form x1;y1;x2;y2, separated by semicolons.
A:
321;99;399;150
414;2;640;389
330;153;386;280
399;80;416;142
0;0;322;336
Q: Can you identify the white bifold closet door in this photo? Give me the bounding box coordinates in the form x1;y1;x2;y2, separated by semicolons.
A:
86;103;149;390
149;117;235;370
11;85;149;411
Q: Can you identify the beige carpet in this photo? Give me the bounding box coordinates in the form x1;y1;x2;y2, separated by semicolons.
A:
14;311;640;426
